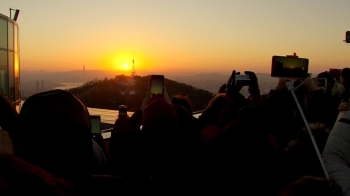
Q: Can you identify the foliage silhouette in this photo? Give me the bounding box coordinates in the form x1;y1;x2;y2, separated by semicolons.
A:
68;75;215;112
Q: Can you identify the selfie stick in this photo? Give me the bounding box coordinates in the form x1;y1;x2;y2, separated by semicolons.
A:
285;58;330;180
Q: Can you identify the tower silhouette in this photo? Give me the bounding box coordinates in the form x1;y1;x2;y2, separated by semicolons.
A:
83;65;85;82
40;79;44;89
131;53;136;77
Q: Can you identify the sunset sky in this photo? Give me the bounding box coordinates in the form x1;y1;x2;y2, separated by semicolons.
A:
2;0;350;75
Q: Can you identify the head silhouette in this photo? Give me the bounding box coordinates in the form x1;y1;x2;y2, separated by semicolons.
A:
317;71;335;90
142;96;177;135
19;90;93;184
341;68;350;102
171;94;193;113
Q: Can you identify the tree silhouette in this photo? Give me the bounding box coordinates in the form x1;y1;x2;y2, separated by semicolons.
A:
68;75;214;112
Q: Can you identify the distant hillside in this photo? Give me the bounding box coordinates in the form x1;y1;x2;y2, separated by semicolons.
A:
169;72;279;97
20;70;279;101
20;70;122;99
67;75;215;112
21;70;120;83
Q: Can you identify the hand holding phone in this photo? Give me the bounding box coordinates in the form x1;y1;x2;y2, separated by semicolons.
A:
225;70;241;96
235;75;251;87
244;71;260;97
276;77;290;90
142;75;169;110
150;75;164;96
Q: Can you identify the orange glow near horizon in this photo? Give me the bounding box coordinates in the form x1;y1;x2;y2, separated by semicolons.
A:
110;52;132;71
5;1;350;75
100;51;155;73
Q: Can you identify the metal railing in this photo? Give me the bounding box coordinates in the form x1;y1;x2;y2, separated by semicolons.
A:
100;110;203;139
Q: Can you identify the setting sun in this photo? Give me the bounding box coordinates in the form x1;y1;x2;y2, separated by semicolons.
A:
103;51;152;73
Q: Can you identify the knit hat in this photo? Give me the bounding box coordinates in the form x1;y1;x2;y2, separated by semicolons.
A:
142;96;177;135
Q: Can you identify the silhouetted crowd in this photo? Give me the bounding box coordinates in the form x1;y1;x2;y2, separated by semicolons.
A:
2;68;350;195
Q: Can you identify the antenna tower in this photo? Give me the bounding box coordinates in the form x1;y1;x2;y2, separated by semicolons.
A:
83;65;85;82
131;52;136;77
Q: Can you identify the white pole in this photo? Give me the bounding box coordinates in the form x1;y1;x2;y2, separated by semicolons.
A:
287;80;330;180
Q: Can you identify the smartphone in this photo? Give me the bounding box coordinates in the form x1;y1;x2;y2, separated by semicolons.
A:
118;105;127;116
90;115;101;136
271;56;309;78
317;78;327;88
235;75;251;86
150;75;164;96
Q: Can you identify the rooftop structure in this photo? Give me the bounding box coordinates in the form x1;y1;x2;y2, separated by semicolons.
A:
0;13;20;112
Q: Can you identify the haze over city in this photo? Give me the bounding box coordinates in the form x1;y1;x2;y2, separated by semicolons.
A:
2;0;350;75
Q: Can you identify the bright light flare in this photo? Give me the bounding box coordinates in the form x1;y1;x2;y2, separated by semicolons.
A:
104;51;150;73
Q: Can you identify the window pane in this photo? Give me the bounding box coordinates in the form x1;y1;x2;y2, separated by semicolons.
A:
17;27;19;52
15;52;19;101
8;52;14;102
8;22;13;50
0;19;7;49
14;25;18;52
0;50;8;97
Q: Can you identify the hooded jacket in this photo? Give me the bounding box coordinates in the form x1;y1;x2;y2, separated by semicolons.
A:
323;111;350;196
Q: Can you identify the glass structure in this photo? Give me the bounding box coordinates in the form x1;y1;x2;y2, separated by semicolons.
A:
0;13;20;112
